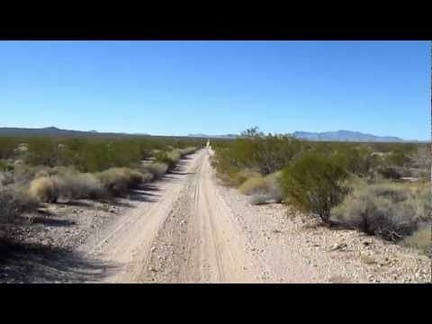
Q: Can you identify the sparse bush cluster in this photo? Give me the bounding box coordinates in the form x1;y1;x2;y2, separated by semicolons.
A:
0;137;201;173
154;147;197;173
331;181;430;241
29;173;106;203
213;127;304;182
0;135;201;220
213;127;430;254
95;168;149;196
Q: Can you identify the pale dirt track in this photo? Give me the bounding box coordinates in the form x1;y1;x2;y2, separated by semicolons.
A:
80;149;269;283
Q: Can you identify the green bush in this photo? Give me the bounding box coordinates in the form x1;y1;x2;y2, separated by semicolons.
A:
280;151;349;223
212;127;303;182
331;182;430;241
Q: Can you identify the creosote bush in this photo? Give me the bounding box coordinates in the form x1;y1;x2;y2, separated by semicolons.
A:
331;182;430;242
280;151;349;223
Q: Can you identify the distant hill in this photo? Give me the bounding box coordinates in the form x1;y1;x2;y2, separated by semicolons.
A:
0;126;137;138
292;130;405;142
0;127;207;140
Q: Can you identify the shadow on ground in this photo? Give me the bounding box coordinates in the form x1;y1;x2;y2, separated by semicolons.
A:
31;217;77;227
0;239;117;283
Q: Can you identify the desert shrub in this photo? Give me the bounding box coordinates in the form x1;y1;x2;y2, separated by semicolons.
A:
34;170;49;179
34;166;79;180
280;151;349;223
331;182;430;241
167;150;181;162
10;162;52;185
27;170;80;203
95;169;129;196
29;167;149;202
140;170;154;183
0;184;38;220
95;168;145;196
46;166;79;177
333;145;384;180
144;162;168;179
239;176;267;195
264;171;283;202
127;169;146;186
28;177;59;203
178;147;197;156
233;169;262;187
249;192;269;205
406;146;430;180
54;173;105;201
25;138;59;167
239;172;282;203
212;127;304;184
401;226;431;257
154;150;180;172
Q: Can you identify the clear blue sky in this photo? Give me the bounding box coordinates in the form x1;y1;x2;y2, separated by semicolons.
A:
0;41;429;140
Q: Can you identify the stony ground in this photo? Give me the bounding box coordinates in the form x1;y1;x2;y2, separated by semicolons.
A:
217;185;431;283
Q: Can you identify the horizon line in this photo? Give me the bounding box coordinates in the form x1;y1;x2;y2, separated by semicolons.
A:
0;125;429;142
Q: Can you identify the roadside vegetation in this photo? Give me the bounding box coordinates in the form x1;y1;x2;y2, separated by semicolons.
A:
0;136;202;244
212;127;431;256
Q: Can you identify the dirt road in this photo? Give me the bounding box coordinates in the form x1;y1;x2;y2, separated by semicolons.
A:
79;149;268;282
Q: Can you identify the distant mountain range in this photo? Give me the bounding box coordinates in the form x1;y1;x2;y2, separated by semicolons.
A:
292;130;405;142
0;127;417;143
0;127;141;138
189;130;408;142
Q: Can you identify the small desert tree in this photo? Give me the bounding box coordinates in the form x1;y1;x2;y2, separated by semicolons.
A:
280;151;350;223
